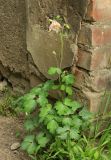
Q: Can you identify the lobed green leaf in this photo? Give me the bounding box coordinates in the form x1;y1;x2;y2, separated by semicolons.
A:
48;67;62;75
47;120;59;134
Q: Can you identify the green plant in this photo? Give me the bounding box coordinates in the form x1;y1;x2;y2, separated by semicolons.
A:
15;67;92;160
87;91;111;160
14;16;111;160
0;88;16;116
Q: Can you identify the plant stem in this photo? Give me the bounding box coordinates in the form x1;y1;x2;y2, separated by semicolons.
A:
60;31;64;69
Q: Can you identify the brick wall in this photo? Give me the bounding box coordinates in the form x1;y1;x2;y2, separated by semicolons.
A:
73;0;111;112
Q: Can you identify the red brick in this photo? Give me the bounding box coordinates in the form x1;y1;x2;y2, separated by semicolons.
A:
73;68;111;92
86;0;111;21
92;25;111;46
78;23;111;47
77;47;111;71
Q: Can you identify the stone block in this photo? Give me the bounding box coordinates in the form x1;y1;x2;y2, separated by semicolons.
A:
26;0;78;79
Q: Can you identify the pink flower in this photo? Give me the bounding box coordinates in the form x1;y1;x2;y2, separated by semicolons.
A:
49;20;62;33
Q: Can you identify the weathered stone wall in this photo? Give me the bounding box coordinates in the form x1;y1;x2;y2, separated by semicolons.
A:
0;0;111;111
0;0;30;92
26;0;83;79
0;0;87;90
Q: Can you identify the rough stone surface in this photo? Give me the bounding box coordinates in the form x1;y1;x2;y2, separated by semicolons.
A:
0;0;44;92
27;25;75;79
26;0;82;79
0;0;85;91
0;0;30;91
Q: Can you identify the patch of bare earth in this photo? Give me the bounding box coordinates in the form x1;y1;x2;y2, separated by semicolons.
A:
0;116;30;160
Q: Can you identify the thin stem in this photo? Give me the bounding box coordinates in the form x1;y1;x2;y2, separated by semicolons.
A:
55;54;59;69
59;31;64;69
53;53;61;82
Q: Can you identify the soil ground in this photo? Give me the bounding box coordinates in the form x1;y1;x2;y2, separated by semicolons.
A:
0;116;30;160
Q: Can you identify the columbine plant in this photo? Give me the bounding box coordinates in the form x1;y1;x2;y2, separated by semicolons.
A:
15;67;92;160
14;16;111;160
14;16;93;160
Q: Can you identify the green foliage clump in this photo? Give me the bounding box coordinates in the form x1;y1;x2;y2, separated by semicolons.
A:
14;16;111;160
15;67;95;160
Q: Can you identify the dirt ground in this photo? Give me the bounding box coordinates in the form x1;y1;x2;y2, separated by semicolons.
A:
0;116;30;160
